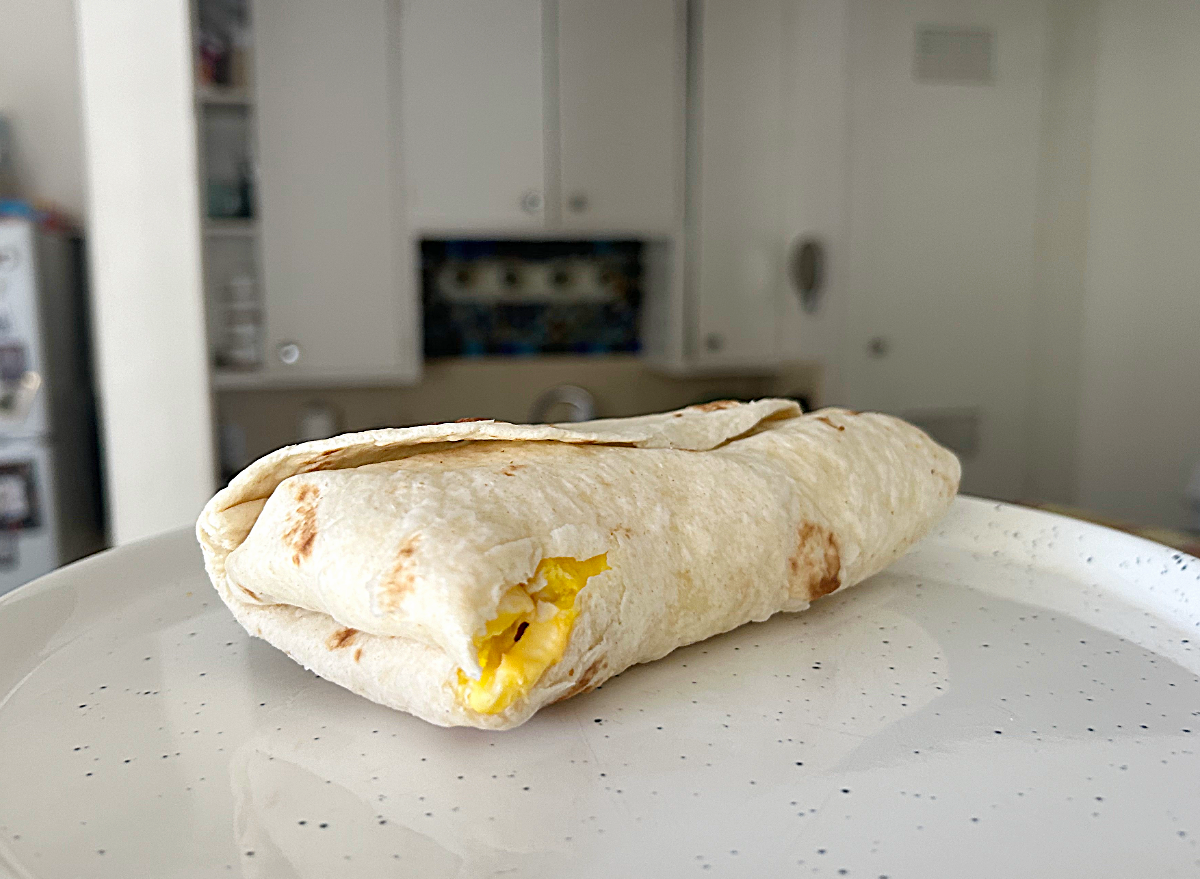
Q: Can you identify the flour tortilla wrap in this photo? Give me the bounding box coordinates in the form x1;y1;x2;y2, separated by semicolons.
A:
197;401;960;730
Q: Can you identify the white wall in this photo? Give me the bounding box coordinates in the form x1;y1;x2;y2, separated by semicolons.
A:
828;0;1199;524
1072;0;1200;528
0;0;86;219
840;0;1048;500
76;0;216;543
1025;0;1097;506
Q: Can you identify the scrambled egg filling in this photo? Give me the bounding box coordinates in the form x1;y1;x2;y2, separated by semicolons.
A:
455;554;608;714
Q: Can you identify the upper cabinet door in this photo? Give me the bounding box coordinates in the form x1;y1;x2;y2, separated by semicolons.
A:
557;0;684;234
690;0;786;369
400;0;546;232
253;0;416;381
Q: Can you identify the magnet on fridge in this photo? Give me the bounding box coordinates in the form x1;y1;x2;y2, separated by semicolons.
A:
0;461;39;529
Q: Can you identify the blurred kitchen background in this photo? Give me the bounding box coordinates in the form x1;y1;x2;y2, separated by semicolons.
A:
0;0;1198;592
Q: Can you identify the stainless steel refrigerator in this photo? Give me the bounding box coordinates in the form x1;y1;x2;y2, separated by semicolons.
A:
0;217;104;595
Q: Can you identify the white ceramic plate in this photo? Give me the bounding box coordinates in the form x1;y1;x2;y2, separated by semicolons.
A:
0;497;1197;878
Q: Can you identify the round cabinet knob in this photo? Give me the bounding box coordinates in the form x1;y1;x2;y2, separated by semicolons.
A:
520;190;543;214
277;341;301;365
704;333;724;353
866;336;890;359
567;192;588;214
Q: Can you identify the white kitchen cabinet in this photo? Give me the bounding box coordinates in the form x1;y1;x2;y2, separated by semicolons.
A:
252;0;418;382
399;0;683;235
557;0;683;234
399;0;546;232
688;0;788;370
680;0;850;376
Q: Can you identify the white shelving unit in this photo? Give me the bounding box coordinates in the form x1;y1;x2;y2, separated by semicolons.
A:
194;84;253;107
194;0;420;396
192;0;263;390
203;218;257;237
209;369;264;390
210;368;418;391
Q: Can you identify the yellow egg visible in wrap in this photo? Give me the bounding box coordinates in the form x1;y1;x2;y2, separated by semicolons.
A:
455;554;609;714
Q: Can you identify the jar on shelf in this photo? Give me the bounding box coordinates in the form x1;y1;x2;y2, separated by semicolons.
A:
218;275;261;370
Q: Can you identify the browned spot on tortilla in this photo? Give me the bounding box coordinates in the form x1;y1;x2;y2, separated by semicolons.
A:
610;525;633;540
672;412;684;418
815;415;845;432
319;447;343;457
237;584;260;602
693;399;739;412
326;627;358;650
353;647;363;663
283;482;320;564
787;522;842;602
501;463;525;476
374;534;420;614
455;417;489;423
846;410;862;416
555;659;606;703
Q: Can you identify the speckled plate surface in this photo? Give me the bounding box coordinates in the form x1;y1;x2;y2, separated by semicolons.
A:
1;497;1197;878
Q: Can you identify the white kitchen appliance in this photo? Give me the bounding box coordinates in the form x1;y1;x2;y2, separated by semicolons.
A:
0;217;104;595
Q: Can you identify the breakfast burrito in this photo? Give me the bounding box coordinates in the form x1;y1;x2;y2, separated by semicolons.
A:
197;400;959;730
